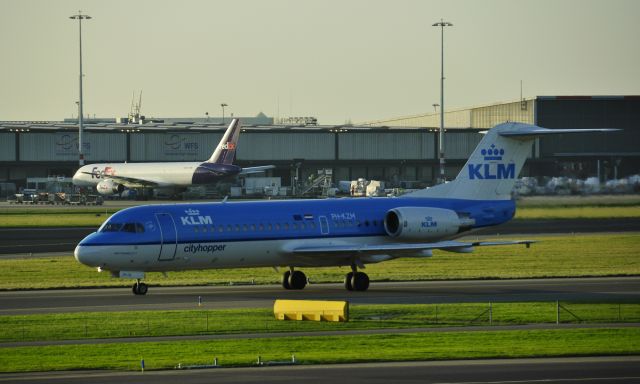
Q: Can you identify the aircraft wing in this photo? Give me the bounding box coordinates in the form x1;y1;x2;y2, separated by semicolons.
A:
80;173;160;188
239;165;276;175
291;239;534;257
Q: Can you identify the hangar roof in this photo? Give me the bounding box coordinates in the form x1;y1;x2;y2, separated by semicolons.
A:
0;121;446;133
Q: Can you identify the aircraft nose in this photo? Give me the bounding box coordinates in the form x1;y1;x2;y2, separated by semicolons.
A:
74;245;98;267
72;169;83;185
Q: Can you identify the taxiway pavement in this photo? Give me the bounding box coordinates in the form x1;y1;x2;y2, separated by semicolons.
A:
1;356;638;384
1;277;638;315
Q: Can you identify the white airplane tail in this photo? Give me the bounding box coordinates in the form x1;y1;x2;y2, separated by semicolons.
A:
207;118;240;164
406;122;618;201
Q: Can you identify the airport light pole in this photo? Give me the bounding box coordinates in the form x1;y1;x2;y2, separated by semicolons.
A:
221;103;228;124
70;11;91;167
433;19;452;183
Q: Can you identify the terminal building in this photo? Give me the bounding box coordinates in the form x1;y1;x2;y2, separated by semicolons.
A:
1;96;638;193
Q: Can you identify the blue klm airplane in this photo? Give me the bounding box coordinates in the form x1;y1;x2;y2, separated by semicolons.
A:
74;122;617;295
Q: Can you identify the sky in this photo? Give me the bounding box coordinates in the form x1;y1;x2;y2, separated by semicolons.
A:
1;0;639;124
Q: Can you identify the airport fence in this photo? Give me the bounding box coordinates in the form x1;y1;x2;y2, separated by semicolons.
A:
1;301;639;343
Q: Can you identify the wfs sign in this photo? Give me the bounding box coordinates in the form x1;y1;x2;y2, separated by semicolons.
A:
164;134;199;156
468;144;515;180
55;133;91;156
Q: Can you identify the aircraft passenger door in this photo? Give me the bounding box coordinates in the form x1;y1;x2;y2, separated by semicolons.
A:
155;213;177;261
319;216;330;235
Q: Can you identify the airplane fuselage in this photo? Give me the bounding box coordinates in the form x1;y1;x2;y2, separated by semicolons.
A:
70;119;272;196
75;197;515;273
72;162;242;188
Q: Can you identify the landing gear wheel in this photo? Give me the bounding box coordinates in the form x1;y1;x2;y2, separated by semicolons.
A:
344;272;354;291
137;282;148;295
282;270;292;290
288;270;307;290
351;272;370;291
132;281;148;295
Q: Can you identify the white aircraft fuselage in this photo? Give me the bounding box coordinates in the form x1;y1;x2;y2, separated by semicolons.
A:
71;119;272;195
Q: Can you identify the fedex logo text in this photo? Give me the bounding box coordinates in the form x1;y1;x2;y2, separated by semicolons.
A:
90;166;116;179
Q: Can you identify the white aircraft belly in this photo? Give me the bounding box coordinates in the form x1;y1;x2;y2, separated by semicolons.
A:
95;241;285;272
118;163;197;186
95;236;411;273
79;162;199;187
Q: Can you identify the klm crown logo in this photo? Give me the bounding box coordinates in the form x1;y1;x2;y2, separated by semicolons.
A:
468;143;515;180
180;208;213;226
421;216;437;228
481;144;504;161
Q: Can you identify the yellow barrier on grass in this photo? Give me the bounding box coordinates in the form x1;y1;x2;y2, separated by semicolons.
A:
274;299;349;322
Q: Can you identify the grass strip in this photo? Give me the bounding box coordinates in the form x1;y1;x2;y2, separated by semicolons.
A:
1;233;638;290
514;206;640;219
1;303;639;343
0;328;638;372
517;195;640;208
0;213;108;227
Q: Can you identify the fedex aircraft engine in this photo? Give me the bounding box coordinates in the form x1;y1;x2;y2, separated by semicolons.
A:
384;207;474;241
96;179;125;195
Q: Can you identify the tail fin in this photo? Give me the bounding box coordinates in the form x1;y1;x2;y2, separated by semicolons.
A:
406;122;619;200
207;118;241;164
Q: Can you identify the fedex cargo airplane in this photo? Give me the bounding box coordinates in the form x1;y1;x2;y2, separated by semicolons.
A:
74;122;617;295
72;119;274;195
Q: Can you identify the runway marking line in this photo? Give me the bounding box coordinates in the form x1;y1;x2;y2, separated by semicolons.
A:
432;377;640;384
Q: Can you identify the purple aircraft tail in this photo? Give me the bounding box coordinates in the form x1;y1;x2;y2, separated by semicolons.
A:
207;118;240;164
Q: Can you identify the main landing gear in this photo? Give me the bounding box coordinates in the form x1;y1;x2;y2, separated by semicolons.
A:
132;279;148;295
345;263;369;291
282;267;307;290
280;265;370;291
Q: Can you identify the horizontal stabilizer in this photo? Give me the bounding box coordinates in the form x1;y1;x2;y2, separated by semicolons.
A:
239;165;276;175
405;122;620;201
499;127;620;138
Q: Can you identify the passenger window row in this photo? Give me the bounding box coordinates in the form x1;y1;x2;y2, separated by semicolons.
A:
193;221;318;233
191;218;379;234
101;218;377;235
332;219;378;228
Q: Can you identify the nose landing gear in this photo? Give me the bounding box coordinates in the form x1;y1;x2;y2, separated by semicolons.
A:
132;279;148;295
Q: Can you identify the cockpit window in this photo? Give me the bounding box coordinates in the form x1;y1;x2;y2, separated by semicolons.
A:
122;223;145;233
101;222;144;233
101;223;123;232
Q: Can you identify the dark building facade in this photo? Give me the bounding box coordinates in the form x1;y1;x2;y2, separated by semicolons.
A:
1;96;638;189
